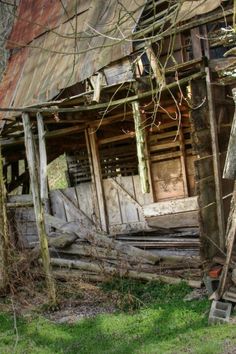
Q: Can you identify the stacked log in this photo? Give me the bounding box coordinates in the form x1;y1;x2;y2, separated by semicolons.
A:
45;216;202;288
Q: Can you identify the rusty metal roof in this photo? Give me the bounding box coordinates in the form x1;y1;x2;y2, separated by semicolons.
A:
7;0;91;49
0;0;145;114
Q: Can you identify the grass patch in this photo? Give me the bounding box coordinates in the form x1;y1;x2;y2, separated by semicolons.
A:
0;280;236;354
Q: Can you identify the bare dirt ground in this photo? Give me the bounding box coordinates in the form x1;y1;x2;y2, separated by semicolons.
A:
0;276;117;324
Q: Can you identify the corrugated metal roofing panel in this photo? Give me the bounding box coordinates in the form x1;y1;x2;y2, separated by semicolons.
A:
176;0;223;23
1;0;146;112
7;0;91;49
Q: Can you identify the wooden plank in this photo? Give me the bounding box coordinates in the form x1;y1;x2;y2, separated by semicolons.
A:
149;141;180;152
91;72;103;103
50;258;201;288
116;176;139;223
151;159;185;201
103;179;122;225
144;126;155;203
109;177;142;211
205;66;225;249
63;188;78;210
223;88;236;180
45;213;67;229
133;175;153;207
143;196;199;217
179;126;189;197
37;113;48;201
190;78;220;258
45;216;160;265
75;183;94;222
146;45;165;87
103;58;133;86
149;130;180;143
7;194;33;203
88;128;108;232
57;190;95;229
199;203;218;258
37;112;50;233
186;155;197;196
98;133;135;145
146;210;199;228
127;241;200;248
194;155;213;180
0;73;205;119
215;185;236;299
196;176;216;208
61;189;80;223
109;221;147;235
150;151;181;162
191;28;202;59
49;190;67;222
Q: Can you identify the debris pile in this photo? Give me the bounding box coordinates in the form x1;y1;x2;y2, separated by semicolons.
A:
45;217;202;288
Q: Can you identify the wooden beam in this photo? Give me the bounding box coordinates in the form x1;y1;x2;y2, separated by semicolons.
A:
0;146;10;291
146;45;165;87
37;113;51;232
1;124;86;148
205;66;225;250
223;88;236;180
179;125;189;197
7;201;33;208
190;28;202;59
91;72;103;103
98;133;135;145
50;258;201;288
143;121;154;202
88;128;108;233
146;210;199;229
213;184;236;299
143;196;199;217
85;129;100;226
37;113;48;201
22;113;56;304
132;101;150;194
0;72;205;115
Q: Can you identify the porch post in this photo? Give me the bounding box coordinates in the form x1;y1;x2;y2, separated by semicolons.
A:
22;112;56;304
132;100;150;194
205;67;225;250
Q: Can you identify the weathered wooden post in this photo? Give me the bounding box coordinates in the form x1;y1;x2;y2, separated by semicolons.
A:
205;66;225;250
0;146;10;292
223;88;236;180
215;88;236;299
22;112;56;304
132;101;150;194
37;112;48;204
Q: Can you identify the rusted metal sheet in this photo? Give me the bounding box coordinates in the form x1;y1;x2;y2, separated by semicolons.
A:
0;47;28;121
0;0;145;113
7;0;91;49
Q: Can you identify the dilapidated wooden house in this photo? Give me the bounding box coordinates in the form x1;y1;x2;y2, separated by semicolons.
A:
0;0;235;286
